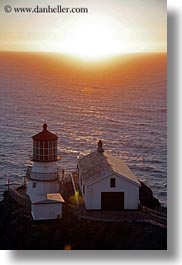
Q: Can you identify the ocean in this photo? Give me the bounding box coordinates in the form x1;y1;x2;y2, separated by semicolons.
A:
0;52;167;206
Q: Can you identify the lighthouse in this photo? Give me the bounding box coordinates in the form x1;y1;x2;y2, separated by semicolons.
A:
27;124;64;221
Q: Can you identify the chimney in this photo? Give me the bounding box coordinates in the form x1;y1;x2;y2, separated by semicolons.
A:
97;140;104;153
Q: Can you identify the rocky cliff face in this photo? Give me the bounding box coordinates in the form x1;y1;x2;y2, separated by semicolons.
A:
139;181;161;209
0;190;167;250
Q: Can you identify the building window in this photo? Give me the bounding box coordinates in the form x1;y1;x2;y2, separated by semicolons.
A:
110;178;116;188
32;182;36;188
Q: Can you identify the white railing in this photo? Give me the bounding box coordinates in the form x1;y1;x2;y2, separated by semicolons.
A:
70;173;79;208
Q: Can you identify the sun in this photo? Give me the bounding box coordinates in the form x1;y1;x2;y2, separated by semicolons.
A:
47;16;129;61
61;23;120;60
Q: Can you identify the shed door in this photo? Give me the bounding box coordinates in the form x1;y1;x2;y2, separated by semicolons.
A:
101;192;124;210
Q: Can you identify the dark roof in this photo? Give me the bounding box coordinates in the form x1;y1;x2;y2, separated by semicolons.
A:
32;124;58;141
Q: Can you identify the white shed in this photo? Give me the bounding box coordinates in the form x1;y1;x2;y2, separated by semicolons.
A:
29;193;64;220
77;141;141;210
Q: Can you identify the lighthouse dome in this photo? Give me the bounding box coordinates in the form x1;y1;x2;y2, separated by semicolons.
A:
32;124;58;162
32;123;58;141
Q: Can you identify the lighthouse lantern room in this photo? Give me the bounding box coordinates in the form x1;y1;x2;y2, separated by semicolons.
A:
27;124;64;221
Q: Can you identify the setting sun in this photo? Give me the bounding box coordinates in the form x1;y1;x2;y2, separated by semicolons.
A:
52;16;124;60
0;0;166;60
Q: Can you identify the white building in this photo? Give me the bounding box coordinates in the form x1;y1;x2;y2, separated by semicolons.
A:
27;124;64;220
77;140;141;210
30;193;64;220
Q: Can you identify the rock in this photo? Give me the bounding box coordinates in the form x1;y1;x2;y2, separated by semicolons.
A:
0;189;166;250
139;181;161;209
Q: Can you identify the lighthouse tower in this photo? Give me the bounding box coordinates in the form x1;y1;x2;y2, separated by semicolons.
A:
27;124;64;220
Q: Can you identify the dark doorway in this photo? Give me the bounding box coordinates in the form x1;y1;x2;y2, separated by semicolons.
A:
101;192;124;210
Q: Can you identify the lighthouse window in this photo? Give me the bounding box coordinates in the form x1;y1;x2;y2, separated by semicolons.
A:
44;141;48;148
32;182;36;188
44;148;48;155
33;139;57;161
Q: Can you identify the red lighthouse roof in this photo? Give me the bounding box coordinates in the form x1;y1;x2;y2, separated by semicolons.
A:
32;124;58;141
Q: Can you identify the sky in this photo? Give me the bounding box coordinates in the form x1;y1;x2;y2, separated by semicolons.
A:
0;0;167;60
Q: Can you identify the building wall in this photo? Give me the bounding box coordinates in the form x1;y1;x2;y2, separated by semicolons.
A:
31;161;58;181
27;161;60;196
31;203;62;220
82;173;139;210
27;180;59;196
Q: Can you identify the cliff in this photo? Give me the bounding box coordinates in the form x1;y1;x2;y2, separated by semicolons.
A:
139;181;161;209
0;187;167;250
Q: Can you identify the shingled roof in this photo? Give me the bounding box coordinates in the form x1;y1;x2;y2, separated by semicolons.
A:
78;151;140;186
